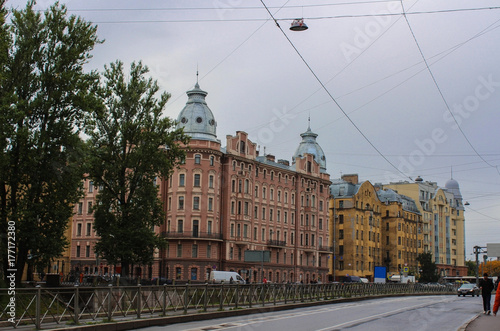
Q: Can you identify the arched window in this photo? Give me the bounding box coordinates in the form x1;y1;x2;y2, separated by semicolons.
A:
194;154;201;164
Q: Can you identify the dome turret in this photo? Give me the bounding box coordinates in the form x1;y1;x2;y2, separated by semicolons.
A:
292;120;326;172
176;80;218;142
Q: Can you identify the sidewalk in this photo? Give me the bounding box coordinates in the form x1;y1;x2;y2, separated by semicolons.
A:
462;312;500;331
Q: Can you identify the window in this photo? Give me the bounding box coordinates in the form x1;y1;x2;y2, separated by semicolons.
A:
177;220;183;233
87;201;93;214
270;189;274;200
255;186;259;197
179;174;185;186
210;156;214;166
232;180;236;192
193;197;200;210
192;244;198;258
76;245;81;257
208;198;213;211
86;223;91;236
339;230;344;239
244;202;249;215
270;209;273;221
194;174;200;187
263;187;266;199
262;207;266;220
86;245;90;258
231;223;234;237
208;221;212;234
177;244;182;257
319;218;323;230
284;211;288;223
209;175;214;188
89;181;93;193
78;202;83;215
77;223;82;236
207;245;212;258
195;154;201;164
245;180;249;194
178;196;184;209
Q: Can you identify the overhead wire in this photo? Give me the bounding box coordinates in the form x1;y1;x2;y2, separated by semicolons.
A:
259;0;413;181
82;6;500;24
399;0;500;177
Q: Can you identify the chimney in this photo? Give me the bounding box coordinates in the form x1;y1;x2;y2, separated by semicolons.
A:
342;174;359;185
278;159;290;166
266;154;275;162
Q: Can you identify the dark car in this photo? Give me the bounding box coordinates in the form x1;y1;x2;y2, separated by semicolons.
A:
342;275;363;283
457;283;480;297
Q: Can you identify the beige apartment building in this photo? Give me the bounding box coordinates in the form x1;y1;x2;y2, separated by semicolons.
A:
329;174;422;281
384;177;467;277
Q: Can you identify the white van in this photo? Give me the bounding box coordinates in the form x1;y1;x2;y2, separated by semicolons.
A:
209;271;246;284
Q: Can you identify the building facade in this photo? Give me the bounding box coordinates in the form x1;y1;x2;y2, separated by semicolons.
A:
160;81;331;283
383;177;467;277
329;174;423;281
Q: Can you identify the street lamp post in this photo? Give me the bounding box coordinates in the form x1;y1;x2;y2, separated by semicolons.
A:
474;245;487;286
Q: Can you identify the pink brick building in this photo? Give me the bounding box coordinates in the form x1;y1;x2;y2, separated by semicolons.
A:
70;80;331;283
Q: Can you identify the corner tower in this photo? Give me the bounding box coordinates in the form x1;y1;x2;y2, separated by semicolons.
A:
176;80;218;142
292;120;327;172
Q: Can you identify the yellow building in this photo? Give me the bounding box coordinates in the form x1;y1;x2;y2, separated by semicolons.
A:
384;177;467;277
377;188;422;277
329;175;383;281
329;174;424;281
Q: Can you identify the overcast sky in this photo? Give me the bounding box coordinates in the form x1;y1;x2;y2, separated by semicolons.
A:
9;0;500;259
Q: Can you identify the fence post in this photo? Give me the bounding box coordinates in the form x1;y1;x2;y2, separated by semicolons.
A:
235;284;239;309
162;284;167;316
284;284;288;304
74;285;79;325
203;283;208;312
137;285;142;319
248;283;252;308
35;285;41;330
184;284;188;314
107;284;113;322
219;284;224;311
273;284;276;305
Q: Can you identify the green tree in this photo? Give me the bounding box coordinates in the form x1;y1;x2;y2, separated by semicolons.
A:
417;252;439;283
0;2;100;283
466;260;477;277
86;61;189;277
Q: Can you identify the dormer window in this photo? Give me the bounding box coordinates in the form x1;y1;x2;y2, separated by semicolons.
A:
196;117;203;123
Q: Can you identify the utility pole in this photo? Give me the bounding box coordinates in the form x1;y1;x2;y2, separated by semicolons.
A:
474;245;487;285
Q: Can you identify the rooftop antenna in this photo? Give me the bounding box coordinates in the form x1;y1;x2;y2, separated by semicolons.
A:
196;64;199;86
451;166;453;179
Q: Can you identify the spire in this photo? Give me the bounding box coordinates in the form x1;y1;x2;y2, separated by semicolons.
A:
195;66;200;89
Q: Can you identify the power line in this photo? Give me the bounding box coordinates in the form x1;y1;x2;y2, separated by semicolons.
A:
67;1;400;12
260;0;413;182
400;0;500;177
85;7;500;24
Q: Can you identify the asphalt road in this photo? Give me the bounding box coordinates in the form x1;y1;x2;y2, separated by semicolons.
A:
139;295;482;331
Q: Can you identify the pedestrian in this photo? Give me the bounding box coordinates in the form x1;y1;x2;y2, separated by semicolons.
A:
479;272;495;314
493;284;500;316
229;276;234;284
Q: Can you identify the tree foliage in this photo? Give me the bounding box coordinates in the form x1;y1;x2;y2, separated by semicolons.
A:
466;260;477;277
480;261;500;277
0;1;100;282
86;61;189;277
417;252;439;283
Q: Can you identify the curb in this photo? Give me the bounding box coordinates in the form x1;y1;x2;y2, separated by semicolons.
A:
456;313;481;331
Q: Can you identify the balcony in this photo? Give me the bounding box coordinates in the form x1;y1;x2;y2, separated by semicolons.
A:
318;245;332;252
266;240;287;248
162;231;222;241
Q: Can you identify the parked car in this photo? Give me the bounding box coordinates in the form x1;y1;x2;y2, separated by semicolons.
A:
341;275;363;283
457;283;480;297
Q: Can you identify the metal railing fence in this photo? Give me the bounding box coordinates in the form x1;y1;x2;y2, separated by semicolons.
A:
0;282;457;330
